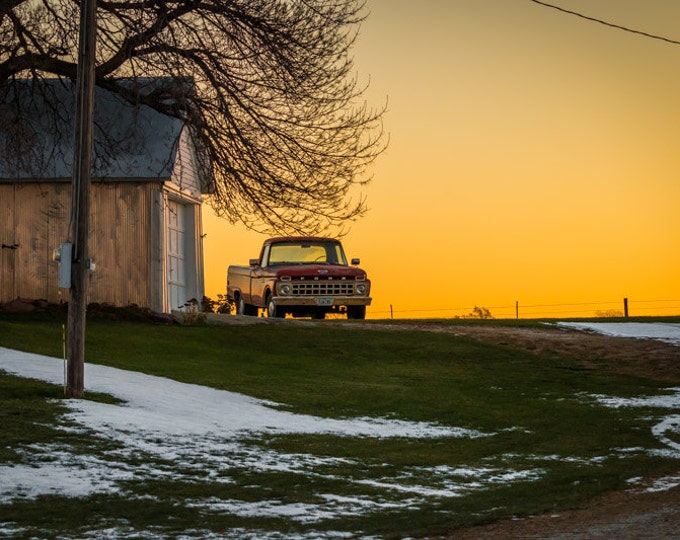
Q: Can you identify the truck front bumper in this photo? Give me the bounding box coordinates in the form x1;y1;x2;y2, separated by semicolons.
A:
272;296;372;307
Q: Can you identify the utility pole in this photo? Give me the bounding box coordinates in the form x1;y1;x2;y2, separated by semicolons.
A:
67;0;97;398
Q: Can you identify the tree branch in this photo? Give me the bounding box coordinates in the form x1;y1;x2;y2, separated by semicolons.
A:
1;0;387;234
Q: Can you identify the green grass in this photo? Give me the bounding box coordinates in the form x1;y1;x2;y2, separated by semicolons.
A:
0;312;678;538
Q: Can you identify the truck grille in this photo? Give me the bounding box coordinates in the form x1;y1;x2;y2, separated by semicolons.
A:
291;282;354;296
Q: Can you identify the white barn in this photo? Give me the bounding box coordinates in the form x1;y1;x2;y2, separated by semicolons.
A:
0;78;214;313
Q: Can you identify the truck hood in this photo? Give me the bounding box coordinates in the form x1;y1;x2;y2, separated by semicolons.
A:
272;264;367;279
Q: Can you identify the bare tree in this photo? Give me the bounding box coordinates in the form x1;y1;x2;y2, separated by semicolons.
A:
0;0;386;233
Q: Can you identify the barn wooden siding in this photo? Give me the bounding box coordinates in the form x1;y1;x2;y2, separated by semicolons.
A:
0;181;161;307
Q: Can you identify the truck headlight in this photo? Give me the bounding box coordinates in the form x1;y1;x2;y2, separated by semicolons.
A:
279;283;292;296
355;283;367;295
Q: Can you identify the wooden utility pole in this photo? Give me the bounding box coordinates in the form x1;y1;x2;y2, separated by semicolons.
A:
67;0;97;398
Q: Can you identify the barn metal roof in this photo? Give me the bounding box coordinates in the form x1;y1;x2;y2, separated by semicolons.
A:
0;78;193;181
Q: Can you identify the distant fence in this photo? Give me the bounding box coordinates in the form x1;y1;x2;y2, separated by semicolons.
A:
370;298;680;320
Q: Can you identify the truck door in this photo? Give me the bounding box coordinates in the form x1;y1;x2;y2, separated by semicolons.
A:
249;243;271;306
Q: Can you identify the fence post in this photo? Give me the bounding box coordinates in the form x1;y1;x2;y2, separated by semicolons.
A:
623;297;629;318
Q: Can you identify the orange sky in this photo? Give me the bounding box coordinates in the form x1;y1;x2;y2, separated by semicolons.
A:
201;0;680;319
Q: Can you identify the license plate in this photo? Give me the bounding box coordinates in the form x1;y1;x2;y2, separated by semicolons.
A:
316;297;333;306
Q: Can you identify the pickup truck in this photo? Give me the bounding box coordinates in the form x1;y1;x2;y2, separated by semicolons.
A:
227;237;371;319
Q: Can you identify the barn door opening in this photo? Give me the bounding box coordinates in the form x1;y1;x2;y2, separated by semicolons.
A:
167;200;187;310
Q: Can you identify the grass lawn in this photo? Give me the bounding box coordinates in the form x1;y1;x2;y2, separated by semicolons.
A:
0;312;678;539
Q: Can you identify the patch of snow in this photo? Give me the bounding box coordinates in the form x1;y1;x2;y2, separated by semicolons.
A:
0;524;27;538
652;415;680;454
0;347;480;440
77;527;356;540
354;465;544;499
495;452;609;466
626;474;680;494
590;388;680;410
186;498;340;524
557;322;680;346
0;456;126;501
644;475;680;493
585;388;680;458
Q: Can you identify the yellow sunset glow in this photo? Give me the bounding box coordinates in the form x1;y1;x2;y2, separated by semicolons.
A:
202;0;680;319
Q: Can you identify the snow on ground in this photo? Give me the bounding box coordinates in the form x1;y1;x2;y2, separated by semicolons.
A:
0;346;529;523
0;347;475;440
557;322;680;346
1;322;679;537
588;388;680;458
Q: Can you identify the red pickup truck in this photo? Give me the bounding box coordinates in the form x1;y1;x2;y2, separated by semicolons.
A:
227;237;371;319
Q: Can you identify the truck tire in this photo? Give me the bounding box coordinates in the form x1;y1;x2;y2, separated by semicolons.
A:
347;305;366;320
237;297;257;316
266;293;285;318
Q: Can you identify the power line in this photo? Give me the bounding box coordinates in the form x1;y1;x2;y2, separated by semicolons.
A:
633;299;680;304
529;0;680;46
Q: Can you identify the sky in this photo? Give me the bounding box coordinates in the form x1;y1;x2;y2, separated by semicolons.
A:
201;0;680;319
1;322;679;535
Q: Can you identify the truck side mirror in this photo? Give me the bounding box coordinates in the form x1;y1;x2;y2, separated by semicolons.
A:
351;258;360;266
249;258;259;267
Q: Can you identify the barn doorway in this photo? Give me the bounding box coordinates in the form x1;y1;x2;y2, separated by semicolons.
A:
167;200;187;311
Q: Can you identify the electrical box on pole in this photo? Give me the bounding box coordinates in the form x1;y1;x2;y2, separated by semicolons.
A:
53;242;73;289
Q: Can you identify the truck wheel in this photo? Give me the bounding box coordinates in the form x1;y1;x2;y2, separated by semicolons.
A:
347;306;366;320
266;293;285;318
237;297;257;316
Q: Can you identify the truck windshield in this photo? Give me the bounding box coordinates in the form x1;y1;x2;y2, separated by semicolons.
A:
268;242;347;266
